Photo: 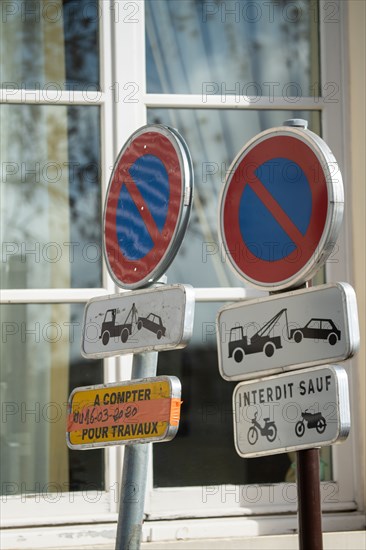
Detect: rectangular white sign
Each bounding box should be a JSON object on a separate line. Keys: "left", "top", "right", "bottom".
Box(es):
{"left": 233, "top": 365, "right": 350, "bottom": 458}
{"left": 217, "top": 282, "right": 359, "bottom": 381}
{"left": 81, "top": 284, "right": 195, "bottom": 358}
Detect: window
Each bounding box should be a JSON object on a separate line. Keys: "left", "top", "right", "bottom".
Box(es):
{"left": 1, "top": 0, "right": 364, "bottom": 543}
{"left": 1, "top": 0, "right": 117, "bottom": 522}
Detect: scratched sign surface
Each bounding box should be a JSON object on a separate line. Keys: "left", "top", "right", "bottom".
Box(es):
{"left": 67, "top": 377, "right": 181, "bottom": 449}
{"left": 81, "top": 284, "right": 195, "bottom": 359}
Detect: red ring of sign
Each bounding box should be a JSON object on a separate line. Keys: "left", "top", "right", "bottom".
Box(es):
{"left": 104, "top": 131, "right": 182, "bottom": 286}
{"left": 222, "top": 135, "right": 328, "bottom": 285}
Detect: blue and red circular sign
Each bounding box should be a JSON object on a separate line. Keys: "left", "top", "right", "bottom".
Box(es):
{"left": 104, "top": 125, "right": 193, "bottom": 289}
{"left": 220, "top": 127, "right": 344, "bottom": 290}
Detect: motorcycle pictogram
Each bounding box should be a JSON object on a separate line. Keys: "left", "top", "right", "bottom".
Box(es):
{"left": 295, "top": 409, "right": 327, "bottom": 437}
{"left": 247, "top": 412, "right": 277, "bottom": 445}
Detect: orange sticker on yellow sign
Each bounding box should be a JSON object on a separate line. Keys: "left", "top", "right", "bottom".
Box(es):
{"left": 66, "top": 377, "right": 181, "bottom": 449}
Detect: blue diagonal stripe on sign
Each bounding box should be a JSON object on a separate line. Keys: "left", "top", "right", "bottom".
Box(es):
{"left": 116, "top": 185, "right": 154, "bottom": 260}
{"left": 129, "top": 155, "right": 170, "bottom": 231}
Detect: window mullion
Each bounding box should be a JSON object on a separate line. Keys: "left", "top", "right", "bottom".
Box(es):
{"left": 145, "top": 93, "right": 324, "bottom": 110}
{"left": 113, "top": 0, "right": 147, "bottom": 149}
{"left": 0, "top": 288, "right": 110, "bottom": 304}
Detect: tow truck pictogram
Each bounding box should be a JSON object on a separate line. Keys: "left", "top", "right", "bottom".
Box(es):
{"left": 228, "top": 308, "right": 289, "bottom": 363}
{"left": 100, "top": 303, "right": 138, "bottom": 345}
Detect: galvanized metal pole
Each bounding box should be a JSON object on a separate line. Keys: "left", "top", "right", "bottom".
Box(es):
{"left": 296, "top": 448, "right": 323, "bottom": 550}
{"left": 115, "top": 351, "right": 158, "bottom": 550}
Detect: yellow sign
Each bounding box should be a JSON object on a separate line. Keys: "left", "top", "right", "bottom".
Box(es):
{"left": 67, "top": 377, "right": 181, "bottom": 449}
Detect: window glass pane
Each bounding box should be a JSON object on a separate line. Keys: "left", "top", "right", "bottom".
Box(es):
{"left": 1, "top": 104, "right": 102, "bottom": 289}
{"left": 146, "top": 0, "right": 319, "bottom": 96}
{"left": 0, "top": 303, "right": 104, "bottom": 495}
{"left": 0, "top": 0, "right": 99, "bottom": 91}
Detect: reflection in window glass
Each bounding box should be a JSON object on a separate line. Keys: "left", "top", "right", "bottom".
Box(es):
{"left": 146, "top": 0, "right": 319, "bottom": 96}
{"left": 0, "top": 0, "right": 99, "bottom": 90}
{"left": 0, "top": 303, "right": 104, "bottom": 495}
{"left": 0, "top": 104, "right": 102, "bottom": 289}
{"left": 148, "top": 108, "right": 320, "bottom": 288}
{"left": 63, "top": 0, "right": 100, "bottom": 90}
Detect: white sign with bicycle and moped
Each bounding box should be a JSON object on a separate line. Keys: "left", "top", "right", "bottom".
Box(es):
{"left": 233, "top": 365, "right": 350, "bottom": 458}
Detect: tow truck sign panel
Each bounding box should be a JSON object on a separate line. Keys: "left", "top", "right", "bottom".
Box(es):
{"left": 67, "top": 377, "right": 181, "bottom": 449}
{"left": 233, "top": 365, "right": 350, "bottom": 458}
{"left": 81, "top": 284, "right": 195, "bottom": 358}
{"left": 217, "top": 282, "right": 359, "bottom": 381}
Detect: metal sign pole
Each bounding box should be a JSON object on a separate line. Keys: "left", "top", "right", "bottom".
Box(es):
{"left": 296, "top": 448, "right": 323, "bottom": 550}
{"left": 115, "top": 351, "right": 158, "bottom": 550}
{"left": 115, "top": 275, "right": 167, "bottom": 550}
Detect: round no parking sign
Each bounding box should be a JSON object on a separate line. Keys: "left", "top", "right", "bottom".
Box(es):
{"left": 104, "top": 125, "right": 193, "bottom": 289}
{"left": 219, "top": 126, "right": 344, "bottom": 290}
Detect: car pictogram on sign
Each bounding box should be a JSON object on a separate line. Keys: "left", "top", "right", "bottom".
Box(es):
{"left": 137, "top": 313, "right": 166, "bottom": 339}
{"left": 290, "top": 318, "right": 341, "bottom": 346}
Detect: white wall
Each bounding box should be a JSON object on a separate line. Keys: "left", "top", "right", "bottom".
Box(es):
{"left": 348, "top": 0, "right": 366, "bottom": 515}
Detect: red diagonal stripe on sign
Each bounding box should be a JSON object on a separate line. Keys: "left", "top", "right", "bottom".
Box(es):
{"left": 248, "top": 175, "right": 308, "bottom": 251}
{"left": 124, "top": 179, "right": 161, "bottom": 244}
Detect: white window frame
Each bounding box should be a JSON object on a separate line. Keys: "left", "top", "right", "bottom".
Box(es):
{"left": 1, "top": 0, "right": 364, "bottom": 542}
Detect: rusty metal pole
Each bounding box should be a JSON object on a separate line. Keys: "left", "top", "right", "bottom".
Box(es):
{"left": 279, "top": 120, "right": 324, "bottom": 549}
{"left": 296, "top": 448, "right": 323, "bottom": 550}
